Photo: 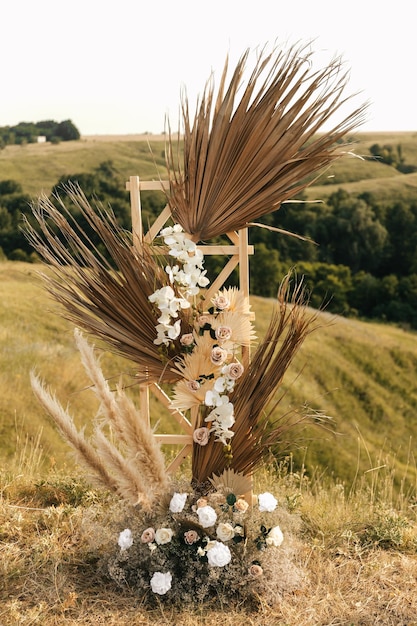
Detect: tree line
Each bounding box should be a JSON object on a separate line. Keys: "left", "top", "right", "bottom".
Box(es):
{"left": 0, "top": 119, "right": 80, "bottom": 147}
{"left": 1, "top": 160, "right": 417, "bottom": 328}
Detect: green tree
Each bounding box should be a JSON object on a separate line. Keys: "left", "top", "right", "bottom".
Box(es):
{"left": 383, "top": 202, "right": 417, "bottom": 275}
{"left": 249, "top": 243, "right": 284, "bottom": 297}
{"left": 55, "top": 119, "right": 80, "bottom": 141}
{"left": 322, "top": 191, "right": 387, "bottom": 273}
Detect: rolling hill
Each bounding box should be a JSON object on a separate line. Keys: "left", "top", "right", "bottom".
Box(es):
{"left": 1, "top": 131, "right": 417, "bottom": 490}
{"left": 2, "top": 262, "right": 417, "bottom": 491}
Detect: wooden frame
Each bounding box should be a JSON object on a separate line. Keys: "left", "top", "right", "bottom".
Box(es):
{"left": 126, "top": 175, "right": 254, "bottom": 473}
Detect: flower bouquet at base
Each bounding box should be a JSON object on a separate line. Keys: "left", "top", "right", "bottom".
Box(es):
{"left": 104, "top": 481, "right": 304, "bottom": 607}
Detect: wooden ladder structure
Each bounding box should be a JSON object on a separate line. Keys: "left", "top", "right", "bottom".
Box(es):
{"left": 126, "top": 175, "right": 254, "bottom": 474}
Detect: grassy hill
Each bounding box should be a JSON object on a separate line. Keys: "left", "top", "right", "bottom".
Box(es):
{"left": 0, "top": 134, "right": 169, "bottom": 197}
{"left": 2, "top": 261, "right": 417, "bottom": 625}
{"left": 2, "top": 262, "right": 417, "bottom": 493}
{"left": 1, "top": 131, "right": 417, "bottom": 201}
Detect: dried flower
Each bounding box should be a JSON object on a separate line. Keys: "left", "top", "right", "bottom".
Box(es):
{"left": 141, "top": 527, "right": 155, "bottom": 543}
{"left": 184, "top": 530, "right": 200, "bottom": 545}
{"left": 197, "top": 505, "right": 217, "bottom": 528}
{"left": 169, "top": 492, "right": 187, "bottom": 513}
{"left": 155, "top": 528, "right": 174, "bottom": 545}
{"left": 265, "top": 525, "right": 284, "bottom": 547}
{"left": 223, "top": 361, "right": 244, "bottom": 380}
{"left": 193, "top": 427, "right": 210, "bottom": 446}
{"left": 210, "top": 346, "right": 228, "bottom": 365}
{"left": 235, "top": 498, "right": 249, "bottom": 513}
{"left": 197, "top": 314, "right": 212, "bottom": 328}
{"left": 206, "top": 541, "right": 232, "bottom": 567}
{"left": 150, "top": 571, "right": 172, "bottom": 595}
{"left": 211, "top": 294, "right": 230, "bottom": 310}
{"left": 248, "top": 564, "right": 263, "bottom": 578}
{"left": 258, "top": 492, "right": 278, "bottom": 512}
{"left": 180, "top": 333, "right": 194, "bottom": 346}
{"left": 215, "top": 326, "right": 232, "bottom": 342}
{"left": 216, "top": 522, "right": 235, "bottom": 542}
{"left": 118, "top": 528, "right": 133, "bottom": 551}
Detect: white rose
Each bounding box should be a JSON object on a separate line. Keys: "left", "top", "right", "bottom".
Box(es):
{"left": 150, "top": 571, "right": 172, "bottom": 595}
{"left": 117, "top": 528, "right": 133, "bottom": 551}
{"left": 265, "top": 525, "right": 284, "bottom": 547}
{"left": 258, "top": 492, "right": 278, "bottom": 512}
{"left": 216, "top": 522, "right": 235, "bottom": 542}
{"left": 155, "top": 528, "right": 174, "bottom": 545}
{"left": 206, "top": 541, "right": 232, "bottom": 567}
{"left": 196, "top": 505, "right": 217, "bottom": 528}
{"left": 169, "top": 492, "right": 187, "bottom": 513}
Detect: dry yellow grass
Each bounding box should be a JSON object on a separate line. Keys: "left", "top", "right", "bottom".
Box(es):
{"left": 1, "top": 459, "right": 417, "bottom": 626}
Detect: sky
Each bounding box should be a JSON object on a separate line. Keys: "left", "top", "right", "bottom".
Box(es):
{"left": 1, "top": 0, "right": 414, "bottom": 136}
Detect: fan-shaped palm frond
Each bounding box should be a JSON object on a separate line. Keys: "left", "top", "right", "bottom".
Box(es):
{"left": 166, "top": 43, "right": 368, "bottom": 241}
{"left": 24, "top": 184, "right": 191, "bottom": 383}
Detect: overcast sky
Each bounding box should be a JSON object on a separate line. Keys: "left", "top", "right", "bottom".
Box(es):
{"left": 1, "top": 0, "right": 414, "bottom": 136}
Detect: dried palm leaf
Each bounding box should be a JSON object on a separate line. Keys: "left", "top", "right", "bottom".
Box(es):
{"left": 192, "top": 273, "right": 327, "bottom": 484}
{"left": 166, "top": 43, "right": 368, "bottom": 241}
{"left": 208, "top": 469, "right": 253, "bottom": 497}
{"left": 24, "top": 184, "right": 192, "bottom": 383}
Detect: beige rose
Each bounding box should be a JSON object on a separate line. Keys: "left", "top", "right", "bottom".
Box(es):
{"left": 234, "top": 498, "right": 249, "bottom": 513}
{"left": 193, "top": 427, "right": 210, "bottom": 446}
{"left": 155, "top": 528, "right": 174, "bottom": 545}
{"left": 216, "top": 522, "right": 235, "bottom": 542}
{"left": 211, "top": 294, "right": 230, "bottom": 310}
{"left": 197, "top": 314, "right": 211, "bottom": 327}
{"left": 141, "top": 527, "right": 155, "bottom": 543}
{"left": 184, "top": 530, "right": 200, "bottom": 545}
{"left": 248, "top": 564, "right": 263, "bottom": 578}
{"left": 215, "top": 326, "right": 232, "bottom": 342}
{"left": 210, "top": 346, "right": 228, "bottom": 365}
{"left": 225, "top": 362, "right": 244, "bottom": 380}
{"left": 187, "top": 380, "right": 201, "bottom": 392}
{"left": 180, "top": 333, "right": 194, "bottom": 346}
{"left": 196, "top": 497, "right": 208, "bottom": 508}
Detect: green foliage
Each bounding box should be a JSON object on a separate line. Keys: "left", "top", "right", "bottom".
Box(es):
{"left": 0, "top": 119, "right": 80, "bottom": 146}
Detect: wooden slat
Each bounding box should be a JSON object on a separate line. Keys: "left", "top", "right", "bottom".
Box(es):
{"left": 151, "top": 383, "right": 193, "bottom": 434}
{"left": 165, "top": 444, "right": 193, "bottom": 474}
{"left": 197, "top": 244, "right": 254, "bottom": 255}
{"left": 144, "top": 205, "right": 172, "bottom": 243}
{"left": 127, "top": 176, "right": 142, "bottom": 248}
{"left": 203, "top": 256, "right": 239, "bottom": 301}
{"left": 154, "top": 434, "right": 193, "bottom": 444}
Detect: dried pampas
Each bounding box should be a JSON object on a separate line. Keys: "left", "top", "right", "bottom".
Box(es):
{"left": 31, "top": 330, "right": 169, "bottom": 507}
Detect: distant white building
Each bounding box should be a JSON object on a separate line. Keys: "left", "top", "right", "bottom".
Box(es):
{"left": 37, "top": 135, "right": 46, "bottom": 143}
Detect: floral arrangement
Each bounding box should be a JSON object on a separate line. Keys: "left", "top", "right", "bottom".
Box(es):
{"left": 25, "top": 42, "right": 366, "bottom": 606}
{"left": 105, "top": 481, "right": 304, "bottom": 607}
{"left": 149, "top": 223, "right": 255, "bottom": 455}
